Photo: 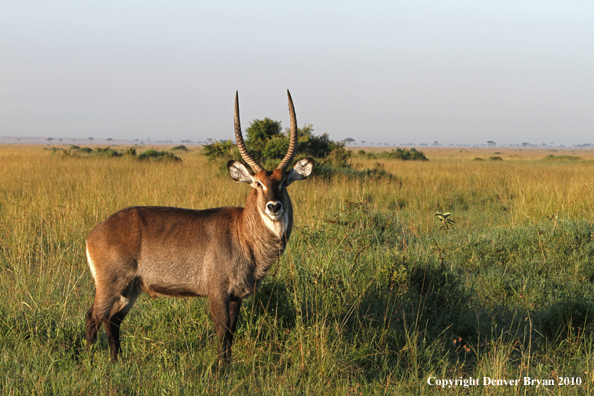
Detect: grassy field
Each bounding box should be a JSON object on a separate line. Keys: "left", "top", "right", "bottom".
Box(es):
{"left": 1, "top": 145, "right": 593, "bottom": 395}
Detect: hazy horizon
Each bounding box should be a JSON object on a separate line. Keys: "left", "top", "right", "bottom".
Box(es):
{"left": 2, "top": 1, "right": 593, "bottom": 146}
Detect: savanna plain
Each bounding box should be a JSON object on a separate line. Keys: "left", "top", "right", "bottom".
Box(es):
{"left": 1, "top": 145, "right": 593, "bottom": 395}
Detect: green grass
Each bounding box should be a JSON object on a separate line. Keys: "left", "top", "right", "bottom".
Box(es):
{"left": 1, "top": 146, "right": 593, "bottom": 394}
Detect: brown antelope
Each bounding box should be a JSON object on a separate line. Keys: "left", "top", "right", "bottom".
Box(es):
{"left": 85, "top": 90, "right": 314, "bottom": 364}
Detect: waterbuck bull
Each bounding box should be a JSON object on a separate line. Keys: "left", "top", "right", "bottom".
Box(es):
{"left": 85, "top": 90, "right": 314, "bottom": 364}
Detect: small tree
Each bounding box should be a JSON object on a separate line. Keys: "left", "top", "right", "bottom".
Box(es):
{"left": 204, "top": 120, "right": 349, "bottom": 169}
{"left": 246, "top": 118, "right": 283, "bottom": 153}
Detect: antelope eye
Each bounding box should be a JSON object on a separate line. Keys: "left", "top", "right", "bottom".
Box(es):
{"left": 255, "top": 181, "right": 262, "bottom": 188}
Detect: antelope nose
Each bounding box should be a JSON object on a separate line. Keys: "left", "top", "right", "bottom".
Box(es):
{"left": 267, "top": 202, "right": 282, "bottom": 214}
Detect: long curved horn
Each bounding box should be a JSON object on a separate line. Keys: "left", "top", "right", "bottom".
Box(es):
{"left": 235, "top": 91, "right": 263, "bottom": 173}
{"left": 276, "top": 90, "right": 298, "bottom": 171}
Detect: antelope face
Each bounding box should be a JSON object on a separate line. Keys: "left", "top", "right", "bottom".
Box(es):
{"left": 254, "top": 169, "right": 286, "bottom": 221}
{"left": 228, "top": 158, "right": 314, "bottom": 222}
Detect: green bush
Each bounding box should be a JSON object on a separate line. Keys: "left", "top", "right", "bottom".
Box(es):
{"left": 202, "top": 121, "right": 355, "bottom": 176}
{"left": 92, "top": 147, "right": 121, "bottom": 158}
{"left": 262, "top": 135, "right": 289, "bottom": 159}
{"left": 202, "top": 140, "right": 236, "bottom": 160}
{"left": 240, "top": 121, "right": 346, "bottom": 164}
{"left": 356, "top": 147, "right": 428, "bottom": 161}
{"left": 45, "top": 146, "right": 183, "bottom": 162}
{"left": 299, "top": 129, "right": 344, "bottom": 159}
{"left": 246, "top": 118, "right": 283, "bottom": 154}
{"left": 382, "top": 148, "right": 427, "bottom": 160}
{"left": 137, "top": 150, "right": 181, "bottom": 162}
{"left": 323, "top": 146, "right": 351, "bottom": 168}
{"left": 543, "top": 155, "right": 582, "bottom": 161}
{"left": 314, "top": 164, "right": 395, "bottom": 181}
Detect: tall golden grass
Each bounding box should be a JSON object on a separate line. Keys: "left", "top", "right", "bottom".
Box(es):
{"left": 1, "top": 144, "right": 593, "bottom": 394}
{"left": 2, "top": 145, "right": 592, "bottom": 238}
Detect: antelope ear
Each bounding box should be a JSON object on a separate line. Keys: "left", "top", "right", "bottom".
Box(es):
{"left": 228, "top": 160, "right": 254, "bottom": 184}
{"left": 285, "top": 158, "right": 314, "bottom": 185}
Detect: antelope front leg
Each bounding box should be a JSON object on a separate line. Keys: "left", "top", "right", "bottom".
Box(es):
{"left": 209, "top": 295, "right": 241, "bottom": 365}
{"left": 227, "top": 298, "right": 242, "bottom": 356}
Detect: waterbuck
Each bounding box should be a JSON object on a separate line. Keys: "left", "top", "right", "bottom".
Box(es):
{"left": 85, "top": 90, "right": 314, "bottom": 364}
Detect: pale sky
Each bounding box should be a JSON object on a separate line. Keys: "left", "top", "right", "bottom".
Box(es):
{"left": 1, "top": 1, "right": 593, "bottom": 146}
